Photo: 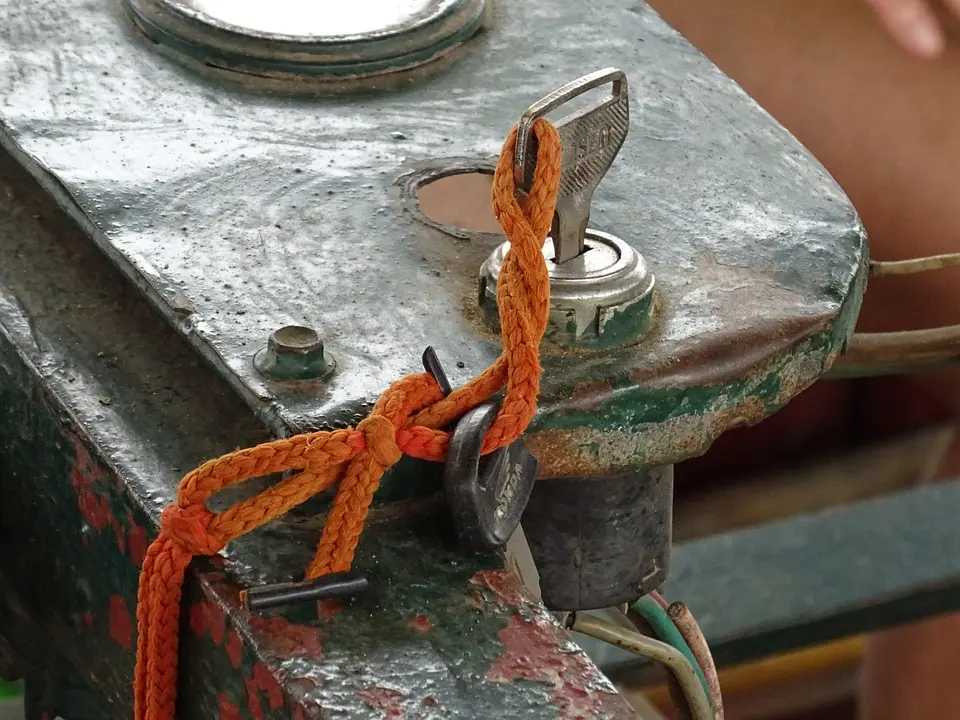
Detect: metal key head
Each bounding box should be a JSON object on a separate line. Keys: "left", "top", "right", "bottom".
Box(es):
{"left": 514, "top": 68, "right": 630, "bottom": 264}
{"left": 443, "top": 403, "right": 539, "bottom": 552}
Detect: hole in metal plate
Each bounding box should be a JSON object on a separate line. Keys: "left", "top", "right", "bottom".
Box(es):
{"left": 416, "top": 170, "right": 501, "bottom": 235}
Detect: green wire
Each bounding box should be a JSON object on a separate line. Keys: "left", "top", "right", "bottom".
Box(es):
{"left": 631, "top": 595, "right": 713, "bottom": 711}
{"left": 0, "top": 679, "right": 23, "bottom": 700}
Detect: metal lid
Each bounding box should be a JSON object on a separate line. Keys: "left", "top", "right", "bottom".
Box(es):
{"left": 123, "top": 0, "right": 487, "bottom": 80}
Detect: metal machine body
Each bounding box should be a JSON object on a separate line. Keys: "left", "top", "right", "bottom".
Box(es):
{"left": 7, "top": 0, "right": 952, "bottom": 718}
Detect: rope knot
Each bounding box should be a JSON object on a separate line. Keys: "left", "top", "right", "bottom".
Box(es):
{"left": 357, "top": 415, "right": 402, "bottom": 467}
{"left": 160, "top": 504, "right": 224, "bottom": 556}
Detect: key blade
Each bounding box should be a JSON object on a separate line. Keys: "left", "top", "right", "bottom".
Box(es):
{"left": 514, "top": 69, "right": 629, "bottom": 264}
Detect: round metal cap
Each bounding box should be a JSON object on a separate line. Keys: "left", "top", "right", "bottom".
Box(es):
{"left": 123, "top": 0, "right": 487, "bottom": 80}
{"left": 479, "top": 230, "right": 656, "bottom": 349}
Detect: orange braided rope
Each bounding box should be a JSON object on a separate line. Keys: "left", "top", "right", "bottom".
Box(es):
{"left": 132, "top": 119, "right": 562, "bottom": 720}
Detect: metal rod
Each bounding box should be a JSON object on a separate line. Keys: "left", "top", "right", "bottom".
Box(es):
{"left": 242, "top": 572, "right": 370, "bottom": 612}
{"left": 571, "top": 613, "right": 714, "bottom": 720}
{"left": 826, "top": 324, "right": 960, "bottom": 378}
{"left": 668, "top": 602, "right": 724, "bottom": 720}
{"left": 870, "top": 253, "right": 960, "bottom": 276}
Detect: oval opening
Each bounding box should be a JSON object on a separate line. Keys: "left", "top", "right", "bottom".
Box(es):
{"left": 416, "top": 170, "right": 501, "bottom": 234}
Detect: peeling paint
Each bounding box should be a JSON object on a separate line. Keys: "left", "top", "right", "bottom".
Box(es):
{"left": 471, "top": 570, "right": 528, "bottom": 611}
{"left": 108, "top": 594, "right": 133, "bottom": 649}
{"left": 359, "top": 687, "right": 405, "bottom": 719}
{"left": 488, "top": 615, "right": 616, "bottom": 719}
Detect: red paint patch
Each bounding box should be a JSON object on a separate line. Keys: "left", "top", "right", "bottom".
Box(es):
{"left": 68, "top": 434, "right": 125, "bottom": 554}
{"left": 249, "top": 615, "right": 323, "bottom": 658}
{"left": 407, "top": 615, "right": 433, "bottom": 633}
{"left": 189, "top": 602, "right": 209, "bottom": 638}
{"left": 245, "top": 677, "right": 265, "bottom": 720}
{"left": 471, "top": 570, "right": 529, "bottom": 611}
{"left": 108, "top": 595, "right": 133, "bottom": 649}
{"left": 359, "top": 687, "right": 405, "bottom": 719}
{"left": 219, "top": 693, "right": 242, "bottom": 720}
{"left": 253, "top": 663, "right": 284, "bottom": 709}
{"left": 316, "top": 598, "right": 342, "bottom": 622}
{"left": 128, "top": 518, "right": 148, "bottom": 568}
{"left": 487, "top": 615, "right": 614, "bottom": 719}
{"left": 83, "top": 611, "right": 94, "bottom": 629}
{"left": 225, "top": 629, "right": 243, "bottom": 668}
{"left": 189, "top": 600, "right": 227, "bottom": 644}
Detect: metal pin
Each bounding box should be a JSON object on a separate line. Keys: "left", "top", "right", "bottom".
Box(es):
{"left": 242, "top": 572, "right": 370, "bottom": 612}
{"left": 422, "top": 345, "right": 453, "bottom": 396}
{"left": 514, "top": 68, "right": 630, "bottom": 264}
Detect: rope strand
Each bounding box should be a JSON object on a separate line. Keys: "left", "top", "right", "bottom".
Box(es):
{"left": 133, "top": 119, "right": 562, "bottom": 720}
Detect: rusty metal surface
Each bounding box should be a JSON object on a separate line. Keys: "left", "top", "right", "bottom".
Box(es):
{"left": 0, "top": 0, "right": 867, "bottom": 477}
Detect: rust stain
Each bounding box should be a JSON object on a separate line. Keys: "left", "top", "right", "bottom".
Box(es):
{"left": 359, "top": 687, "right": 405, "bottom": 719}
{"left": 569, "top": 381, "right": 615, "bottom": 411}
{"left": 128, "top": 515, "right": 148, "bottom": 568}
{"left": 407, "top": 614, "right": 433, "bottom": 633}
{"left": 108, "top": 594, "right": 133, "bottom": 649}
{"left": 487, "top": 615, "right": 614, "bottom": 719}
{"left": 225, "top": 629, "right": 243, "bottom": 668}
{"left": 83, "top": 611, "right": 94, "bottom": 629}
{"left": 629, "top": 314, "right": 829, "bottom": 388}
{"left": 245, "top": 677, "right": 265, "bottom": 720}
{"left": 292, "top": 707, "right": 308, "bottom": 720}
{"left": 423, "top": 696, "right": 439, "bottom": 707}
{"left": 249, "top": 615, "right": 323, "bottom": 658}
{"left": 219, "top": 693, "right": 242, "bottom": 720}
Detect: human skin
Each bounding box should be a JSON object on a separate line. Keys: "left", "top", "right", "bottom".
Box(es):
{"left": 644, "top": 0, "right": 960, "bottom": 717}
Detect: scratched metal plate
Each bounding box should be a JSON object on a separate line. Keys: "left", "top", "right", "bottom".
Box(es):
{"left": 0, "top": 0, "right": 867, "bottom": 475}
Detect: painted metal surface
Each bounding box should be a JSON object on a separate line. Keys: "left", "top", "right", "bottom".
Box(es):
{"left": 0, "top": 0, "right": 867, "bottom": 480}
{"left": 0, "top": 156, "right": 639, "bottom": 718}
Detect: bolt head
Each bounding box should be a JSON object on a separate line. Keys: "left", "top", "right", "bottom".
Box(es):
{"left": 255, "top": 325, "right": 333, "bottom": 380}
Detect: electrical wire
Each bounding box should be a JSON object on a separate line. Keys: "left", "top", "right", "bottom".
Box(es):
{"left": 632, "top": 595, "right": 712, "bottom": 706}
{"left": 668, "top": 602, "right": 724, "bottom": 720}
{"left": 571, "top": 613, "right": 714, "bottom": 720}
{"left": 869, "top": 252, "right": 960, "bottom": 276}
